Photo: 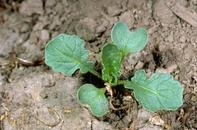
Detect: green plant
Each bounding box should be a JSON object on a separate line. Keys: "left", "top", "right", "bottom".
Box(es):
{"left": 45, "top": 22, "right": 183, "bottom": 117}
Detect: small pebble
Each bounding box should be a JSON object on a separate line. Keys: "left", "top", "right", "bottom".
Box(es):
{"left": 149, "top": 116, "right": 164, "bottom": 126}
{"left": 40, "top": 30, "right": 50, "bottom": 41}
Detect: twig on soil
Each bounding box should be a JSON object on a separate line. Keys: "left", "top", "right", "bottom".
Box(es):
{"left": 16, "top": 57, "right": 44, "bottom": 66}
{"left": 0, "top": 105, "right": 16, "bottom": 128}
{"left": 34, "top": 107, "right": 63, "bottom": 128}
{"left": 128, "top": 95, "right": 139, "bottom": 129}
{"left": 0, "top": 111, "right": 9, "bottom": 121}
{"left": 166, "top": 0, "right": 197, "bottom": 27}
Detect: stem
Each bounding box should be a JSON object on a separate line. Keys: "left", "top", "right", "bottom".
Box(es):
{"left": 111, "top": 80, "right": 127, "bottom": 87}
{"left": 89, "top": 69, "right": 102, "bottom": 79}
{"left": 99, "top": 87, "right": 107, "bottom": 94}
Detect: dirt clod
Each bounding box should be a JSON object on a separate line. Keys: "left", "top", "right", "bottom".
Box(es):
{"left": 19, "top": 0, "right": 43, "bottom": 16}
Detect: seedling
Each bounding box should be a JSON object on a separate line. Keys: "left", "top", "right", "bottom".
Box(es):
{"left": 45, "top": 22, "right": 183, "bottom": 117}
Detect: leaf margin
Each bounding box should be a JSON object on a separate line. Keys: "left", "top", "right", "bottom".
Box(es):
{"left": 44, "top": 34, "right": 93, "bottom": 76}
{"left": 124, "top": 69, "right": 184, "bottom": 112}
{"left": 77, "top": 83, "right": 109, "bottom": 117}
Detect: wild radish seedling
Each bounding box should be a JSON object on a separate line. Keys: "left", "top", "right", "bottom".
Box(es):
{"left": 45, "top": 22, "right": 183, "bottom": 117}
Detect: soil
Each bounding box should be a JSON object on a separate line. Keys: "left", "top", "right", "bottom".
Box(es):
{"left": 0, "top": 0, "right": 197, "bottom": 130}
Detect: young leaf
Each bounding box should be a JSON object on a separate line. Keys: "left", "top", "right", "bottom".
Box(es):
{"left": 111, "top": 22, "right": 148, "bottom": 55}
{"left": 101, "top": 44, "right": 122, "bottom": 84}
{"left": 45, "top": 34, "right": 93, "bottom": 76}
{"left": 77, "top": 84, "right": 109, "bottom": 117}
{"left": 125, "top": 70, "right": 183, "bottom": 112}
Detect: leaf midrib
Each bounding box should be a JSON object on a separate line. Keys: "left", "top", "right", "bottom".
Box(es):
{"left": 131, "top": 81, "right": 159, "bottom": 96}
{"left": 53, "top": 45, "right": 83, "bottom": 64}
{"left": 133, "top": 80, "right": 173, "bottom": 104}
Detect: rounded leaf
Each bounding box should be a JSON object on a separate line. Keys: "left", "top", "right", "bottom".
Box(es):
{"left": 125, "top": 70, "right": 183, "bottom": 112}
{"left": 45, "top": 34, "right": 93, "bottom": 76}
{"left": 77, "top": 84, "right": 109, "bottom": 117}
{"left": 111, "top": 22, "right": 148, "bottom": 55}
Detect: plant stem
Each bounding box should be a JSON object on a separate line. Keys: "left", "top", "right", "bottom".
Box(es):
{"left": 89, "top": 69, "right": 102, "bottom": 79}
{"left": 111, "top": 80, "right": 126, "bottom": 87}
{"left": 99, "top": 87, "right": 107, "bottom": 93}
{"left": 118, "top": 80, "right": 126, "bottom": 85}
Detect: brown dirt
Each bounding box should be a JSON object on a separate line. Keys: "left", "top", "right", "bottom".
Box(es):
{"left": 0, "top": 0, "right": 197, "bottom": 130}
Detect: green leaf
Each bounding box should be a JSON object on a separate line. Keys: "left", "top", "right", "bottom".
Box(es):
{"left": 111, "top": 22, "right": 148, "bottom": 55}
{"left": 125, "top": 70, "right": 183, "bottom": 112}
{"left": 101, "top": 44, "right": 122, "bottom": 84}
{"left": 45, "top": 34, "right": 93, "bottom": 76}
{"left": 77, "top": 84, "right": 109, "bottom": 117}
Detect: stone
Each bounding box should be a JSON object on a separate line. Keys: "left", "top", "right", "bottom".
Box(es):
{"left": 40, "top": 30, "right": 50, "bottom": 41}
